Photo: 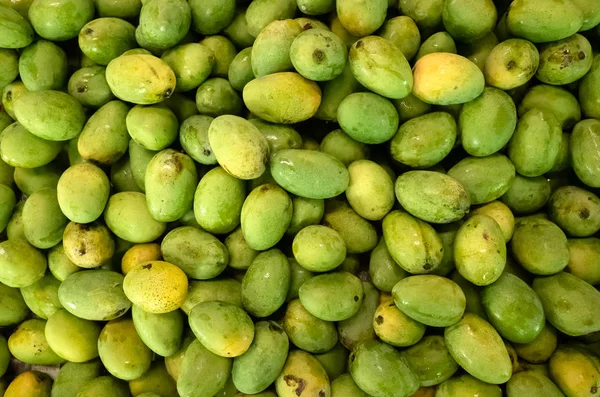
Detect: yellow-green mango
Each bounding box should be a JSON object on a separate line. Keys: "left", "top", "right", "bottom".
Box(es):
{"left": 232, "top": 321, "right": 289, "bottom": 394}
{"left": 50, "top": 360, "right": 103, "bottom": 397}
{"left": 415, "top": 32, "right": 457, "bottom": 61}
{"left": 57, "top": 163, "right": 110, "bottom": 223}
{"left": 579, "top": 54, "right": 600, "bottom": 119}
{"left": 0, "top": 184, "right": 15, "bottom": 233}
{"left": 331, "top": 374, "right": 368, "bottom": 397}
{"left": 413, "top": 53, "right": 484, "bottom": 105}
{"left": 314, "top": 342, "right": 348, "bottom": 381}
{"left": 537, "top": 34, "right": 593, "bottom": 85}
{"left": 445, "top": 313, "right": 513, "bottom": 384}
{"left": 448, "top": 155, "right": 515, "bottom": 204}
{"left": 322, "top": 200, "right": 377, "bottom": 254}
{"left": 286, "top": 258, "right": 314, "bottom": 301}
{"left": 398, "top": 0, "right": 444, "bottom": 29}
{"left": 319, "top": 129, "right": 367, "bottom": 166}
{"left": 0, "top": 4, "right": 33, "bottom": 48}
{"left": 533, "top": 272, "right": 600, "bottom": 336}
{"left": 349, "top": 340, "right": 419, "bottom": 397}
{"left": 373, "top": 297, "right": 426, "bottom": 347}
{"left": 189, "top": 0, "right": 234, "bottom": 35}
{"left": 275, "top": 350, "right": 331, "bottom": 397}
{"left": 45, "top": 309, "right": 101, "bottom": 362}
{"left": 226, "top": 228, "right": 258, "bottom": 271}
{"left": 162, "top": 43, "right": 214, "bottom": 92}
{"left": 128, "top": 140, "right": 156, "bottom": 191}
{"left": 223, "top": 8, "right": 254, "bottom": 48}
{"left": 137, "top": 0, "right": 190, "bottom": 51}
{"left": 228, "top": 47, "right": 253, "bottom": 92}
{"left": 178, "top": 115, "right": 215, "bottom": 165}
{"left": 48, "top": 244, "right": 79, "bottom": 281}
{"left": 369, "top": 237, "right": 408, "bottom": 292}
{"left": 199, "top": 35, "right": 237, "bottom": 78}
{"left": 513, "top": 323, "right": 558, "bottom": 363}
{"left": 337, "top": 281, "right": 378, "bottom": 350}
{"left": 519, "top": 84, "right": 581, "bottom": 129}
{"left": 511, "top": 218, "right": 569, "bottom": 275}
{"left": 501, "top": 174, "right": 551, "bottom": 214}
{"left": 292, "top": 225, "right": 346, "bottom": 272}
{"left": 0, "top": 283, "right": 29, "bottom": 326}
{"left": 104, "top": 192, "right": 166, "bottom": 243}
{"left": 315, "top": 64, "right": 360, "bottom": 122}
{"left": 566, "top": 238, "right": 600, "bottom": 285}
{"left": 132, "top": 305, "right": 184, "bottom": 357}
{"left": 442, "top": 0, "right": 497, "bottom": 42}
{"left": 379, "top": 16, "right": 421, "bottom": 61}
{"left": 290, "top": 28, "right": 347, "bottom": 82}
{"left": 507, "top": 0, "right": 583, "bottom": 43}
{"left": 22, "top": 187, "right": 68, "bottom": 249}
{"left": 507, "top": 370, "right": 564, "bottom": 397}
{"left": 58, "top": 270, "right": 131, "bottom": 321}
{"left": 77, "top": 376, "right": 129, "bottom": 397}
{"left": 13, "top": 164, "right": 61, "bottom": 196}
{"left": 401, "top": 335, "right": 459, "bottom": 386}
{"left": 469, "top": 201, "right": 515, "bottom": 242}
{"left": 183, "top": 279, "right": 241, "bottom": 314}
{"left": 106, "top": 54, "right": 176, "bottom": 105}
{"left": 79, "top": 17, "right": 137, "bottom": 66}
{"left": 177, "top": 338, "right": 232, "bottom": 397}
{"left": 549, "top": 345, "right": 600, "bottom": 397}
{"left": 129, "top": 360, "right": 178, "bottom": 397}
{"left": 0, "top": 239, "right": 46, "bottom": 288}
{"left": 8, "top": 318, "right": 65, "bottom": 365}
{"left": 249, "top": 119, "right": 303, "bottom": 154}
{"left": 337, "top": 92, "right": 399, "bottom": 144}
{"left": 243, "top": 72, "right": 321, "bottom": 124}
{"left": 2, "top": 80, "right": 28, "bottom": 119}
{"left": 251, "top": 19, "right": 302, "bottom": 77}
{"left": 195, "top": 77, "right": 242, "bottom": 117}
{"left": 283, "top": 299, "right": 338, "bottom": 353}
{"left": 484, "top": 38, "right": 539, "bottom": 90}
{"left": 4, "top": 371, "right": 52, "bottom": 397}
{"left": 28, "top": 0, "right": 93, "bottom": 40}
{"left": 18, "top": 40, "right": 67, "bottom": 91}
{"left": 126, "top": 104, "right": 178, "bottom": 151}
{"left": 435, "top": 374, "right": 502, "bottom": 397}
{"left": 336, "top": 0, "right": 386, "bottom": 37}
{"left": 20, "top": 274, "right": 62, "bottom": 319}
{"left": 571, "top": 119, "right": 600, "bottom": 188}
{"left": 299, "top": 272, "right": 363, "bottom": 321}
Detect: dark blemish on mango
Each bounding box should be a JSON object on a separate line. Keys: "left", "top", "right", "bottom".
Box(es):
{"left": 76, "top": 83, "right": 88, "bottom": 93}
{"left": 269, "top": 323, "right": 284, "bottom": 333}
{"left": 353, "top": 295, "right": 359, "bottom": 302}
{"left": 591, "top": 386, "right": 598, "bottom": 394}
{"left": 84, "top": 28, "right": 94, "bottom": 35}
{"left": 375, "top": 315, "right": 384, "bottom": 325}
{"left": 313, "top": 49, "right": 325, "bottom": 63}
{"left": 283, "top": 375, "right": 306, "bottom": 396}
{"left": 507, "top": 60, "right": 516, "bottom": 70}
{"left": 303, "top": 24, "right": 312, "bottom": 31}
{"left": 142, "top": 263, "right": 153, "bottom": 270}
{"left": 483, "top": 232, "right": 489, "bottom": 240}
{"left": 423, "top": 263, "right": 433, "bottom": 270}
{"left": 579, "top": 208, "right": 590, "bottom": 219}
{"left": 579, "top": 52, "right": 586, "bottom": 60}
{"left": 78, "top": 245, "right": 87, "bottom": 256}
{"left": 6, "top": 91, "right": 12, "bottom": 101}
{"left": 319, "top": 390, "right": 326, "bottom": 397}
{"left": 355, "top": 40, "right": 363, "bottom": 49}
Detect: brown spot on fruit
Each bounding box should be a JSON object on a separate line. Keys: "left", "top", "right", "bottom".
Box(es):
{"left": 579, "top": 208, "right": 590, "bottom": 219}
{"left": 507, "top": 60, "right": 516, "bottom": 70}
{"left": 354, "top": 295, "right": 359, "bottom": 302}
{"left": 313, "top": 49, "right": 325, "bottom": 63}
{"left": 423, "top": 263, "right": 433, "bottom": 270}
{"left": 142, "top": 263, "right": 153, "bottom": 270}
{"left": 375, "top": 315, "right": 384, "bottom": 325}
{"left": 283, "top": 375, "right": 306, "bottom": 396}
{"left": 355, "top": 40, "right": 363, "bottom": 49}
{"left": 483, "top": 232, "right": 489, "bottom": 240}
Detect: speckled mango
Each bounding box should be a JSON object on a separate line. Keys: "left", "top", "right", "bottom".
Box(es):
{"left": 275, "top": 350, "right": 331, "bottom": 397}
{"left": 8, "top": 318, "right": 64, "bottom": 365}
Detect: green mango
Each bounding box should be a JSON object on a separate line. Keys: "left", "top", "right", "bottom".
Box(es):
{"left": 373, "top": 296, "right": 425, "bottom": 347}
{"left": 22, "top": 187, "right": 67, "bottom": 249}
{"left": 128, "top": 140, "right": 157, "bottom": 192}
{"left": 28, "top": 0, "right": 93, "bottom": 41}
{"left": 232, "top": 321, "right": 289, "bottom": 394}
{"left": 349, "top": 339, "right": 419, "bottom": 397}
{"left": 188, "top": 0, "right": 234, "bottom": 35}
{"left": 513, "top": 323, "right": 558, "bottom": 364}
{"left": 161, "top": 43, "right": 214, "bottom": 93}
{"left": 161, "top": 92, "right": 199, "bottom": 122}
{"left": 177, "top": 339, "right": 232, "bottom": 397}
{"left": 161, "top": 226, "right": 228, "bottom": 279}
{"left": 336, "top": 0, "right": 386, "bottom": 37}
{"left": 79, "top": 18, "right": 136, "bottom": 66}
{"left": 549, "top": 345, "right": 600, "bottom": 396}
{"left": 469, "top": 201, "right": 515, "bottom": 242}
{"left": 199, "top": 35, "right": 237, "bottom": 78}
{"left": 322, "top": 200, "right": 377, "bottom": 254}
{"left": 484, "top": 38, "right": 539, "bottom": 91}
{"left": 67, "top": 66, "right": 114, "bottom": 108}
{"left": 319, "top": 129, "right": 367, "bottom": 166}
{"left": 249, "top": 119, "right": 303, "bottom": 154}
{"left": 275, "top": 350, "right": 330, "bottom": 397}
{"left": 415, "top": 32, "right": 457, "bottom": 61}
{"left": 8, "top": 318, "right": 64, "bottom": 365}
{"left": 110, "top": 155, "right": 143, "bottom": 193}
{"left": 507, "top": 370, "right": 564, "bottom": 397}
{"left": 349, "top": 36, "right": 412, "bottom": 99}
{"left": 331, "top": 374, "right": 368, "bottom": 397}
{"left": 401, "top": 336, "right": 459, "bottom": 386}
{"left": 579, "top": 54, "right": 600, "bottom": 119}
{"left": 519, "top": 84, "right": 581, "bottom": 129}
{"left": 337, "top": 92, "right": 398, "bottom": 145}
{"left": 537, "top": 34, "right": 593, "bottom": 85}
{"left": 251, "top": 19, "right": 302, "bottom": 77}
{"left": 6, "top": 199, "right": 25, "bottom": 241}
{"left": 18, "top": 40, "right": 67, "bottom": 91}
{"left": 94, "top": 0, "right": 141, "bottom": 18}
{"left": 442, "top": 0, "right": 497, "bottom": 42}
{"left": 501, "top": 174, "right": 551, "bottom": 214}
{"left": 228, "top": 48, "right": 253, "bottom": 92}
{"left": 243, "top": 72, "right": 322, "bottom": 124}
{"left": 436, "top": 374, "right": 502, "bottom": 397}
{"left": 299, "top": 272, "right": 363, "bottom": 321}
{"left": 0, "top": 283, "right": 29, "bottom": 326}
{"left": 345, "top": 160, "right": 394, "bottom": 221}
{"left": 433, "top": 222, "right": 461, "bottom": 277}
{"left": 195, "top": 78, "right": 242, "bottom": 117}
{"left": 223, "top": 9, "right": 254, "bottom": 48}
{"left": 291, "top": 225, "right": 345, "bottom": 272}
{"left": 550, "top": 132, "right": 571, "bottom": 173}
{"left": 398, "top": 0, "right": 444, "bottom": 29}
{"left": 129, "top": 360, "right": 178, "bottom": 397}
{"left": 459, "top": 87, "right": 517, "bottom": 156}
{"left": 511, "top": 218, "right": 569, "bottom": 275}
{"left": 183, "top": 279, "right": 241, "bottom": 314}
{"left": 460, "top": 31, "right": 499, "bottom": 71}
{"left": 189, "top": 301, "right": 254, "bottom": 357}
{"left": 571, "top": 119, "right": 600, "bottom": 188}
{"left": 566, "top": 238, "right": 600, "bottom": 285}
{"left": 50, "top": 360, "right": 103, "bottom": 397}
{"left": 19, "top": 273, "right": 62, "bottom": 319}
{"left": 14, "top": 90, "right": 86, "bottom": 141}
{"left": 451, "top": 271, "right": 488, "bottom": 320}
{"left": 106, "top": 54, "right": 176, "bottom": 105}
{"left": 132, "top": 305, "right": 183, "bottom": 357}
{"left": 0, "top": 184, "right": 15, "bottom": 233}
{"left": 507, "top": 0, "right": 583, "bottom": 43}
{"left": 57, "top": 163, "right": 110, "bottom": 223}
{"left": 296, "top": 0, "right": 334, "bottom": 15}
{"left": 369, "top": 237, "right": 408, "bottom": 292}
{"left": 48, "top": 244, "right": 80, "bottom": 283}
{"left": 104, "top": 192, "right": 166, "bottom": 243}
{"left": 549, "top": 186, "right": 600, "bottom": 237}
{"left": 0, "top": 239, "right": 46, "bottom": 288}
{"left": 338, "top": 281, "right": 378, "bottom": 350}
{"left": 244, "top": 0, "right": 297, "bottom": 38}
{"left": 0, "top": 4, "right": 33, "bottom": 48}
{"left": 137, "top": 0, "right": 191, "bottom": 51}
{"left": 395, "top": 171, "right": 471, "bottom": 224}
{"left": 283, "top": 299, "right": 338, "bottom": 353}
{"left": 534, "top": 272, "right": 600, "bottom": 336}
{"left": 314, "top": 343, "right": 348, "bottom": 381}
{"left": 179, "top": 115, "right": 215, "bottom": 166}
{"left": 242, "top": 249, "right": 290, "bottom": 317}
{"left": 445, "top": 313, "right": 513, "bottom": 384}
{"left": 315, "top": 64, "right": 360, "bottom": 122}
{"left": 572, "top": 0, "right": 600, "bottom": 30}
{"left": 45, "top": 309, "right": 101, "bottom": 362}
{"left": 225, "top": 228, "right": 259, "bottom": 271}
{"left": 379, "top": 16, "right": 421, "bottom": 61}
{"left": 290, "top": 28, "right": 347, "bottom": 82}
{"left": 2, "top": 80, "right": 28, "bottom": 119}
{"left": 77, "top": 376, "right": 129, "bottom": 397}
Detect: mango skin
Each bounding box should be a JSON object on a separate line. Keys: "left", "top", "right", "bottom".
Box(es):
{"left": 104, "top": 192, "right": 166, "bottom": 243}
{"left": 243, "top": 72, "right": 322, "bottom": 124}
{"left": 106, "top": 54, "right": 176, "bottom": 105}
{"left": 22, "top": 187, "right": 68, "bottom": 249}
{"left": 484, "top": 38, "right": 539, "bottom": 90}
{"left": 536, "top": 34, "right": 593, "bottom": 86}
{"left": 290, "top": 28, "right": 347, "bottom": 82}
{"left": 251, "top": 19, "right": 302, "bottom": 78}
{"left": 177, "top": 339, "right": 232, "bottom": 397}
{"left": 0, "top": 283, "right": 29, "bottom": 326}
{"left": 8, "top": 318, "right": 65, "bottom": 365}
{"left": 502, "top": 175, "right": 551, "bottom": 215}
{"left": 507, "top": 0, "right": 583, "bottom": 43}
{"left": 189, "top": 0, "right": 234, "bottom": 35}
{"left": 299, "top": 272, "right": 363, "bottom": 321}
{"left": 275, "top": 350, "right": 330, "bottom": 397}
{"left": 331, "top": 374, "right": 369, "bottom": 397}
{"left": 413, "top": 53, "right": 484, "bottom": 105}
{"left": 0, "top": 184, "right": 15, "bottom": 233}
{"left": 345, "top": 160, "right": 394, "bottom": 221}
{"left": 315, "top": 64, "right": 360, "bottom": 122}
{"left": 162, "top": 43, "right": 215, "bottom": 92}
{"left": 77, "top": 376, "right": 130, "bottom": 397}
{"left": 0, "top": 4, "right": 34, "bottom": 48}
{"left": 373, "top": 296, "right": 425, "bottom": 347}
{"left": 132, "top": 304, "right": 183, "bottom": 357}
{"left": 398, "top": 0, "right": 444, "bottom": 29}
{"left": 292, "top": 225, "right": 346, "bottom": 272}
{"left": 28, "top": 0, "right": 94, "bottom": 41}
{"left": 444, "top": 313, "right": 513, "bottom": 384}
{"left": 45, "top": 309, "right": 102, "bottom": 363}
{"left": 79, "top": 17, "right": 137, "bottom": 66}
{"left": 179, "top": 115, "right": 215, "bottom": 165}
{"left": 4, "top": 371, "right": 52, "bottom": 397}
{"left": 137, "top": 0, "right": 191, "bottom": 51}
{"left": 337, "top": 92, "right": 399, "bottom": 144}
{"left": 50, "top": 360, "right": 103, "bottom": 397}
{"left": 579, "top": 54, "right": 600, "bottom": 119}
{"left": 349, "top": 35, "right": 413, "bottom": 99}
{"left": 571, "top": 119, "right": 600, "bottom": 188}
{"left": 549, "top": 345, "right": 600, "bottom": 397}
{"left": 519, "top": 84, "right": 581, "bottom": 129}
{"left": 415, "top": 32, "right": 457, "bottom": 61}
{"left": 338, "top": 281, "right": 378, "bottom": 350}
{"left": 242, "top": 249, "right": 290, "bottom": 317}
{"left": 20, "top": 273, "right": 62, "bottom": 320}
{"left": 549, "top": 186, "right": 600, "bottom": 237}
{"left": 401, "top": 335, "right": 459, "bottom": 386}
{"left": 57, "top": 163, "right": 110, "bottom": 223}
{"left": 442, "top": 0, "right": 497, "bottom": 43}
{"left": 507, "top": 366, "right": 564, "bottom": 397}
{"left": 336, "top": 0, "right": 386, "bottom": 37}
{"left": 18, "top": 40, "right": 68, "bottom": 91}
{"left": 283, "top": 299, "right": 338, "bottom": 354}
{"left": 513, "top": 323, "right": 557, "bottom": 364}
{"left": 379, "top": 16, "right": 421, "bottom": 61}
{"left": 436, "top": 374, "right": 501, "bottom": 397}
{"left": 566, "top": 238, "right": 600, "bottom": 285}
{"left": 369, "top": 237, "right": 408, "bottom": 292}
{"left": 533, "top": 272, "right": 600, "bottom": 336}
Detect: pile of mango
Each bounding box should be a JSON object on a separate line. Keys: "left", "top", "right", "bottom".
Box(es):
{"left": 1, "top": 0, "right": 600, "bottom": 396}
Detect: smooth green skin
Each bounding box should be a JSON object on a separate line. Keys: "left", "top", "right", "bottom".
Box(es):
{"left": 162, "top": 43, "right": 214, "bottom": 92}
{"left": 226, "top": 228, "right": 258, "bottom": 271}
{"left": 315, "top": 63, "right": 360, "bottom": 122}
{"left": 45, "top": 309, "right": 101, "bottom": 362}
{"left": 251, "top": 19, "right": 302, "bottom": 77}
{"left": 519, "top": 85, "right": 580, "bottom": 129}
{"left": 379, "top": 16, "right": 420, "bottom": 61}
{"left": 551, "top": 133, "right": 570, "bottom": 173}
{"left": 511, "top": 218, "right": 569, "bottom": 275}
{"left": 299, "top": 272, "right": 363, "bottom": 321}
{"left": 579, "top": 54, "right": 600, "bottom": 119}
{"left": 501, "top": 175, "right": 551, "bottom": 214}
{"left": 373, "top": 298, "right": 425, "bottom": 347}
{"left": 14, "top": 90, "right": 85, "bottom": 141}
{"left": 79, "top": 18, "right": 136, "bottom": 66}
{"left": 345, "top": 160, "right": 394, "bottom": 221}
{"left": 243, "top": 72, "right": 322, "bottom": 124}
{"left": 461, "top": 31, "right": 499, "bottom": 72}
{"left": 444, "top": 313, "right": 513, "bottom": 384}
{"left": 0, "top": 112, "right": 12, "bottom": 140}
{"left": 297, "top": 0, "right": 333, "bottom": 15}
{"left": 469, "top": 201, "right": 515, "bottom": 243}
{"left": 77, "top": 376, "right": 129, "bottom": 397}
{"left": 394, "top": 94, "right": 431, "bottom": 124}
{"left": 29, "top": 0, "right": 93, "bottom": 40}
{"left": 549, "top": 186, "right": 600, "bottom": 237}
{"left": 177, "top": 340, "right": 231, "bottom": 397}
{"left": 287, "top": 198, "right": 324, "bottom": 236}
{"left": 0, "top": 283, "right": 29, "bottom": 326}
{"left": 336, "top": 0, "right": 386, "bottom": 37}
{"left": 349, "top": 339, "right": 419, "bottom": 397}
{"left": 292, "top": 225, "right": 346, "bottom": 272}
{"left": 331, "top": 374, "right": 368, "bottom": 397}
{"left": 8, "top": 319, "right": 64, "bottom": 365}
{"left": 338, "top": 281, "right": 378, "bottom": 350}
{"left": 104, "top": 192, "right": 166, "bottom": 243}
{"left": 392, "top": 275, "right": 466, "bottom": 327}
{"left": 21, "top": 187, "right": 66, "bottom": 249}
{"left": 433, "top": 222, "right": 461, "bottom": 277}
{"left": 57, "top": 270, "right": 131, "bottom": 321}
{"left": 20, "top": 274, "right": 61, "bottom": 319}
{"left": 132, "top": 304, "right": 183, "bottom": 357}
{"left": 242, "top": 249, "right": 290, "bottom": 317}
{"left": 128, "top": 104, "right": 179, "bottom": 150}
{"left": 194, "top": 166, "right": 245, "bottom": 234}
{"left": 507, "top": 370, "right": 564, "bottom": 397}
{"left": 349, "top": 36, "right": 413, "bottom": 99}
{"left": 0, "top": 184, "right": 15, "bottom": 233}
{"left": 199, "top": 36, "right": 236, "bottom": 78}
{"left": 484, "top": 38, "right": 539, "bottom": 90}
{"left": 162, "top": 92, "right": 199, "bottom": 122}
{"left": 195, "top": 78, "right": 242, "bottom": 117}
{"left": 369, "top": 237, "right": 407, "bottom": 292}
{"left": 442, "top": 0, "right": 496, "bottom": 43}
{"left": 314, "top": 343, "right": 348, "bottom": 380}
{"left": 232, "top": 321, "right": 289, "bottom": 394}
{"left": 401, "top": 336, "right": 458, "bottom": 386}
{"left": 275, "top": 350, "right": 331, "bottom": 397}
{"left": 228, "top": 48, "right": 253, "bottom": 92}
{"left": 534, "top": 272, "right": 600, "bottom": 336}
{"left": 245, "top": 0, "right": 296, "bottom": 38}
{"left": 0, "top": 4, "right": 33, "bottom": 48}
{"left": 18, "top": 40, "right": 67, "bottom": 91}
{"left": 508, "top": 108, "right": 562, "bottom": 177}
{"left": 283, "top": 299, "right": 338, "bottom": 353}
{"left": 224, "top": 9, "right": 255, "bottom": 48}
{"left": 382, "top": 210, "right": 443, "bottom": 274}
{"left": 482, "top": 273, "right": 545, "bottom": 343}
{"left": 436, "top": 374, "right": 502, "bottom": 397}
{"left": 183, "top": 279, "right": 241, "bottom": 314}
{"left": 459, "top": 87, "right": 517, "bottom": 157}
{"left": 452, "top": 270, "right": 488, "bottom": 320}
{"left": 6, "top": 199, "right": 26, "bottom": 241}
{"left": 110, "top": 155, "right": 143, "bottom": 193}
{"left": 286, "top": 258, "right": 315, "bottom": 301}
{"left": 106, "top": 54, "right": 176, "bottom": 105}
{"left": 399, "top": 0, "right": 444, "bottom": 29}
{"left": 137, "top": 0, "right": 191, "bottom": 51}
{"left": 129, "top": 143, "right": 155, "bottom": 191}
{"left": 337, "top": 92, "right": 398, "bottom": 145}
{"left": 395, "top": 171, "right": 471, "bottom": 224}
{"left": 57, "top": 163, "right": 110, "bottom": 223}
{"left": 322, "top": 200, "right": 377, "bottom": 254}
{"left": 189, "top": 301, "right": 254, "bottom": 358}
{"left": 67, "top": 66, "right": 114, "bottom": 108}
{"left": 249, "top": 119, "right": 303, "bottom": 154}
{"left": 129, "top": 360, "right": 178, "bottom": 397}
{"left": 179, "top": 115, "right": 215, "bottom": 165}
{"left": 513, "top": 323, "right": 557, "bottom": 363}
{"left": 50, "top": 360, "right": 103, "bottom": 397}
{"left": 93, "top": 0, "right": 141, "bottom": 18}
{"left": 319, "top": 129, "right": 367, "bottom": 166}
{"left": 537, "top": 34, "right": 593, "bottom": 85}
{"left": 415, "top": 32, "right": 457, "bottom": 60}
{"left": 188, "top": 0, "right": 234, "bottom": 35}
{"left": 571, "top": 119, "right": 600, "bottom": 188}
{"left": 390, "top": 112, "right": 456, "bottom": 168}
{"left": 507, "top": 0, "right": 583, "bottom": 43}
{"left": 98, "top": 318, "right": 152, "bottom": 381}
{"left": 290, "top": 28, "right": 347, "bottom": 82}
{"left": 271, "top": 149, "right": 349, "bottom": 199}
{"left": 572, "top": 0, "right": 600, "bottom": 30}
{"left": 161, "top": 226, "right": 228, "bottom": 279}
